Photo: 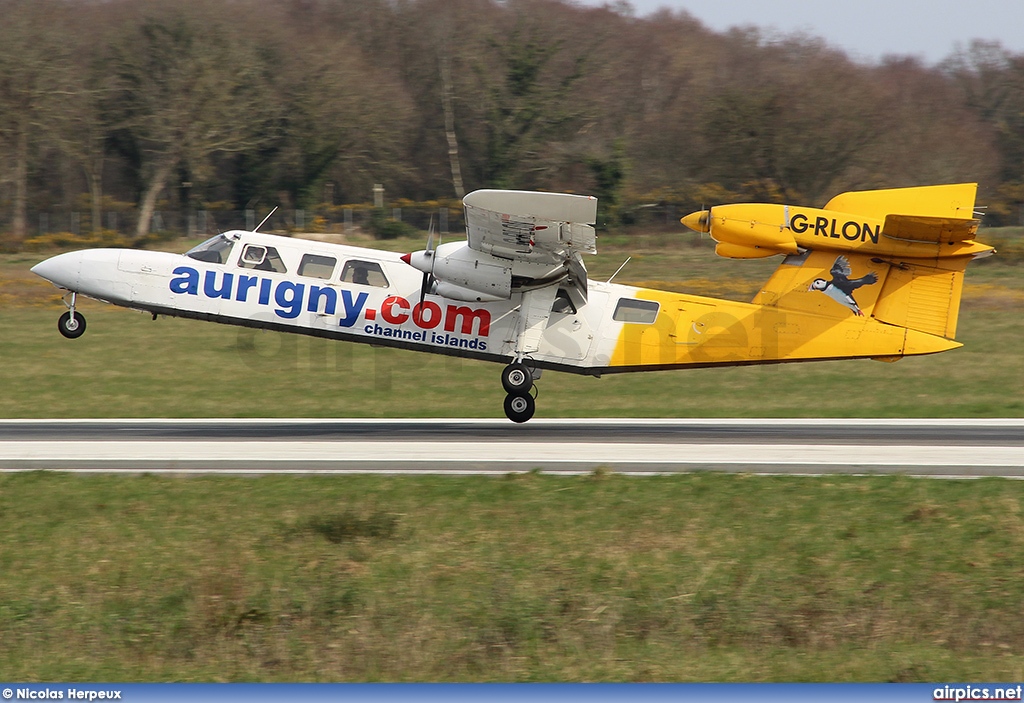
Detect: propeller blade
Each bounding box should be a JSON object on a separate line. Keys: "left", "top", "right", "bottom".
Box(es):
{"left": 419, "top": 272, "right": 432, "bottom": 306}
{"left": 404, "top": 216, "right": 440, "bottom": 305}
{"left": 425, "top": 213, "right": 435, "bottom": 253}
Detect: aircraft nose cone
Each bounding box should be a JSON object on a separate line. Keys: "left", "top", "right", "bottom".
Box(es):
{"left": 681, "top": 209, "right": 711, "bottom": 233}
{"left": 400, "top": 252, "right": 412, "bottom": 265}
{"left": 31, "top": 251, "right": 83, "bottom": 289}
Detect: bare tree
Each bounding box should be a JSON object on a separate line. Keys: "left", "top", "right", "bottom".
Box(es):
{"left": 0, "top": 0, "right": 1012, "bottom": 244}
{"left": 0, "top": 0, "right": 72, "bottom": 247}
{"left": 439, "top": 41, "right": 466, "bottom": 198}
{"left": 945, "top": 42, "right": 1024, "bottom": 188}
{"left": 52, "top": 6, "right": 123, "bottom": 235}
{"left": 108, "top": 3, "right": 275, "bottom": 238}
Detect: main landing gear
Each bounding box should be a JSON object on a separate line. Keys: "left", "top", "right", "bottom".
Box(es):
{"left": 501, "top": 361, "right": 538, "bottom": 423}
{"left": 57, "top": 292, "right": 86, "bottom": 339}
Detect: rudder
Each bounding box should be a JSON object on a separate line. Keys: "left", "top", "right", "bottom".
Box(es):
{"left": 871, "top": 257, "right": 972, "bottom": 339}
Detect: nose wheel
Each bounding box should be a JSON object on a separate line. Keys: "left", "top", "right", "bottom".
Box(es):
{"left": 502, "top": 361, "right": 538, "bottom": 423}
{"left": 57, "top": 293, "right": 87, "bottom": 339}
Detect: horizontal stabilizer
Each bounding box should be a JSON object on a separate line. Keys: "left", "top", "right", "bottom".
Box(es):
{"left": 882, "top": 215, "right": 979, "bottom": 243}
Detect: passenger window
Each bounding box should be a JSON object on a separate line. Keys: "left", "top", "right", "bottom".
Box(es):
{"left": 298, "top": 253, "right": 336, "bottom": 280}
{"left": 613, "top": 298, "right": 659, "bottom": 324}
{"left": 238, "top": 244, "right": 287, "bottom": 273}
{"left": 340, "top": 260, "right": 388, "bottom": 287}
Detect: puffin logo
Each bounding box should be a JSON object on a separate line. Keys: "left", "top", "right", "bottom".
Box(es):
{"left": 809, "top": 255, "right": 878, "bottom": 316}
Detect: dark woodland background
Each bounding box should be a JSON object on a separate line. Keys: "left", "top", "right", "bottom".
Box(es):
{"left": 2, "top": 0, "right": 1023, "bottom": 245}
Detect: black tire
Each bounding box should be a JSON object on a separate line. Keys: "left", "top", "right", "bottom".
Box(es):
{"left": 503, "top": 393, "right": 535, "bottom": 423}
{"left": 501, "top": 362, "right": 533, "bottom": 394}
{"left": 58, "top": 311, "right": 86, "bottom": 339}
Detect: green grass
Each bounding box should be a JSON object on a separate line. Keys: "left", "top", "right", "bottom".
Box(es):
{"left": 1, "top": 472, "right": 1022, "bottom": 681}
{"left": 2, "top": 231, "right": 1023, "bottom": 682}
{"left": 1, "top": 303, "right": 1022, "bottom": 418}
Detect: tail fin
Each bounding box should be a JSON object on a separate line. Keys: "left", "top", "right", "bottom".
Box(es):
{"left": 754, "top": 251, "right": 972, "bottom": 339}
{"left": 871, "top": 256, "right": 972, "bottom": 339}
{"left": 750, "top": 183, "right": 992, "bottom": 342}
{"left": 823, "top": 182, "right": 978, "bottom": 221}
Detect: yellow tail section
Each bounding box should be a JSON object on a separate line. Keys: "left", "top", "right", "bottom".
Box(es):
{"left": 823, "top": 183, "right": 978, "bottom": 221}
{"left": 754, "top": 251, "right": 971, "bottom": 339}
{"left": 608, "top": 182, "right": 993, "bottom": 372}
{"left": 681, "top": 183, "right": 987, "bottom": 261}
{"left": 747, "top": 183, "right": 993, "bottom": 343}
{"left": 871, "top": 257, "right": 972, "bottom": 339}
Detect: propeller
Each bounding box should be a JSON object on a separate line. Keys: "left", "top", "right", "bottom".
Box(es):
{"left": 680, "top": 205, "right": 711, "bottom": 234}
{"left": 399, "top": 215, "right": 439, "bottom": 305}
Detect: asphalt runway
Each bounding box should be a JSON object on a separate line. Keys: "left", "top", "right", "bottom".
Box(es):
{"left": 1, "top": 419, "right": 1022, "bottom": 477}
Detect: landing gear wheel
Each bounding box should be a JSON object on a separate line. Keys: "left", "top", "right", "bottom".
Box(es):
{"left": 501, "top": 362, "right": 533, "bottom": 394}
{"left": 58, "top": 311, "right": 86, "bottom": 339}
{"left": 503, "top": 393, "right": 536, "bottom": 423}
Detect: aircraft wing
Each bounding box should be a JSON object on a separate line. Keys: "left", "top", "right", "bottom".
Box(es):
{"left": 463, "top": 190, "right": 598, "bottom": 264}
{"left": 458, "top": 190, "right": 598, "bottom": 355}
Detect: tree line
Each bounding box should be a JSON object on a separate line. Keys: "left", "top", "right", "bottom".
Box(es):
{"left": 1, "top": 0, "right": 1023, "bottom": 248}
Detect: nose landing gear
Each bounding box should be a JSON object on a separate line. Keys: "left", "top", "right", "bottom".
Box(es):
{"left": 502, "top": 361, "right": 539, "bottom": 423}
{"left": 57, "top": 292, "right": 86, "bottom": 339}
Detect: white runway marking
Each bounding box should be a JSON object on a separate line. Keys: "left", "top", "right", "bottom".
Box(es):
{"left": 1, "top": 442, "right": 1023, "bottom": 475}
{"left": 2, "top": 440, "right": 1024, "bottom": 466}
{"left": 1, "top": 420, "right": 1021, "bottom": 476}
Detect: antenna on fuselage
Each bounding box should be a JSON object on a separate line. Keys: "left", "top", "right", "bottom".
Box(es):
{"left": 254, "top": 207, "right": 278, "bottom": 232}
{"left": 606, "top": 256, "right": 631, "bottom": 283}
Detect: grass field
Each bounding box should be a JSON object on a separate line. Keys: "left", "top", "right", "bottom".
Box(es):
{"left": 1, "top": 228, "right": 1023, "bottom": 682}
{"left": 1, "top": 472, "right": 1022, "bottom": 682}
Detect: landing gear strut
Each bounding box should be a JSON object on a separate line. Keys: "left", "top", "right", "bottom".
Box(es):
{"left": 502, "top": 361, "right": 538, "bottom": 423}
{"left": 58, "top": 292, "right": 86, "bottom": 339}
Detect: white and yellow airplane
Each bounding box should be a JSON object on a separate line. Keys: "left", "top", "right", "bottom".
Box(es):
{"left": 32, "top": 184, "right": 991, "bottom": 422}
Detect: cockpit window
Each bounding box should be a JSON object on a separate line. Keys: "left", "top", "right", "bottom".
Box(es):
{"left": 613, "top": 297, "right": 659, "bottom": 324}
{"left": 238, "top": 244, "right": 287, "bottom": 273}
{"left": 340, "top": 260, "right": 388, "bottom": 287}
{"left": 185, "top": 234, "right": 235, "bottom": 264}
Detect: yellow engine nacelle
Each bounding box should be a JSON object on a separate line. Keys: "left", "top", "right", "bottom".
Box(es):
{"left": 682, "top": 204, "right": 800, "bottom": 258}
{"left": 680, "top": 184, "right": 991, "bottom": 261}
